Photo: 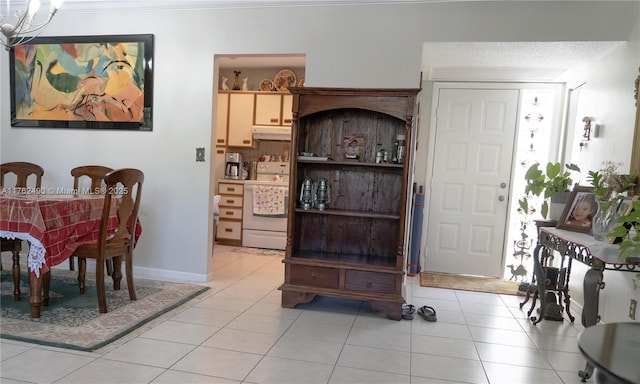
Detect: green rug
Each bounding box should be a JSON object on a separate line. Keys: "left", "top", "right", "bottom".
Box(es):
{"left": 0, "top": 269, "right": 209, "bottom": 351}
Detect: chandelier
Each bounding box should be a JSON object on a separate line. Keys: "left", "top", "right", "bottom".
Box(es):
{"left": 0, "top": 0, "right": 63, "bottom": 51}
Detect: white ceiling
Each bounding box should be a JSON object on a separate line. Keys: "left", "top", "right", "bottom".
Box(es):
{"left": 422, "top": 41, "right": 626, "bottom": 81}
{"left": 5, "top": 0, "right": 629, "bottom": 81}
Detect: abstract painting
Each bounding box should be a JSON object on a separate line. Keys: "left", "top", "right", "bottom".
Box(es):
{"left": 10, "top": 34, "right": 154, "bottom": 130}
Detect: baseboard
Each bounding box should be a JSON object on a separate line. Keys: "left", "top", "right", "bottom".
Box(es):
{"left": 51, "top": 261, "right": 209, "bottom": 283}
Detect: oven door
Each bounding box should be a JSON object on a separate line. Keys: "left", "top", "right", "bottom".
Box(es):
{"left": 243, "top": 182, "right": 289, "bottom": 232}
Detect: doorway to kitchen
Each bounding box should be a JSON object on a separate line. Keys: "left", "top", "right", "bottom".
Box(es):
{"left": 211, "top": 54, "right": 306, "bottom": 251}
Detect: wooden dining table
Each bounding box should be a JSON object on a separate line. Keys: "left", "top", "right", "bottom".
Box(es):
{"left": 0, "top": 191, "right": 140, "bottom": 318}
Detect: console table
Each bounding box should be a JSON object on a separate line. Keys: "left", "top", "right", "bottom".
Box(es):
{"left": 521, "top": 226, "right": 639, "bottom": 381}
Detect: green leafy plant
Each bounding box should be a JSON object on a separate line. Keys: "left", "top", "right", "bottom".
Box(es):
{"left": 519, "top": 162, "right": 580, "bottom": 219}
{"left": 608, "top": 199, "right": 640, "bottom": 280}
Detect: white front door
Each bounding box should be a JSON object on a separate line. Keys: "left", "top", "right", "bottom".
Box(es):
{"left": 426, "top": 88, "right": 519, "bottom": 277}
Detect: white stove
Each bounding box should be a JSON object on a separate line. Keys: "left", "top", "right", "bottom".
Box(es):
{"left": 253, "top": 161, "right": 290, "bottom": 184}
{"left": 242, "top": 161, "right": 290, "bottom": 250}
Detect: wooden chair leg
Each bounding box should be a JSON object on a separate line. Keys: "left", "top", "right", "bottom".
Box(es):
{"left": 78, "top": 258, "right": 87, "bottom": 294}
{"left": 96, "top": 258, "right": 108, "bottom": 313}
{"left": 11, "top": 245, "right": 22, "bottom": 301}
{"left": 106, "top": 259, "right": 113, "bottom": 277}
{"left": 42, "top": 271, "right": 51, "bottom": 306}
{"left": 69, "top": 256, "right": 75, "bottom": 271}
{"left": 112, "top": 256, "right": 122, "bottom": 290}
{"left": 125, "top": 252, "right": 136, "bottom": 301}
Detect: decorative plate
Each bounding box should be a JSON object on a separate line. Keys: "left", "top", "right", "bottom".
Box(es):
{"left": 259, "top": 78, "right": 275, "bottom": 91}
{"left": 273, "top": 69, "right": 297, "bottom": 91}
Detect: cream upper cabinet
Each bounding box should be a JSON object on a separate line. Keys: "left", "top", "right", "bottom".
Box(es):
{"left": 282, "top": 94, "right": 293, "bottom": 125}
{"left": 227, "top": 93, "right": 254, "bottom": 147}
{"left": 254, "top": 93, "right": 293, "bottom": 126}
{"left": 215, "top": 92, "right": 229, "bottom": 146}
{"left": 255, "top": 93, "right": 282, "bottom": 126}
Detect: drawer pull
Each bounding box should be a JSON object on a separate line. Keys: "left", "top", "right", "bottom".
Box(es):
{"left": 284, "top": 119, "right": 292, "bottom": 124}
{"left": 310, "top": 273, "right": 317, "bottom": 280}
{"left": 225, "top": 199, "right": 233, "bottom": 204}
{"left": 270, "top": 118, "right": 279, "bottom": 123}
{"left": 228, "top": 187, "right": 236, "bottom": 192}
{"left": 243, "top": 140, "right": 251, "bottom": 144}
{"left": 225, "top": 228, "right": 232, "bottom": 232}
{"left": 366, "top": 282, "right": 372, "bottom": 288}
{"left": 225, "top": 211, "right": 234, "bottom": 215}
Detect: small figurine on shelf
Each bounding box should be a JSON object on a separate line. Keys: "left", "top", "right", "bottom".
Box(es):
{"left": 221, "top": 77, "right": 229, "bottom": 90}
{"left": 242, "top": 77, "right": 248, "bottom": 91}
{"left": 233, "top": 70, "right": 241, "bottom": 90}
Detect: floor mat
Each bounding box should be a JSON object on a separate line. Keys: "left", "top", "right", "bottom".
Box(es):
{"left": 420, "top": 272, "right": 521, "bottom": 296}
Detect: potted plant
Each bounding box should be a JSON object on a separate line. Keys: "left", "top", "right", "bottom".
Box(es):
{"left": 519, "top": 162, "right": 581, "bottom": 220}
{"left": 587, "top": 161, "right": 637, "bottom": 241}
{"left": 608, "top": 199, "right": 640, "bottom": 281}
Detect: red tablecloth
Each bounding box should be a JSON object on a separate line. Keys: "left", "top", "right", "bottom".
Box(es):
{"left": 0, "top": 193, "right": 140, "bottom": 277}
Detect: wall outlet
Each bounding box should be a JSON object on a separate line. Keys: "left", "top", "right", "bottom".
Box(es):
{"left": 630, "top": 299, "right": 637, "bottom": 320}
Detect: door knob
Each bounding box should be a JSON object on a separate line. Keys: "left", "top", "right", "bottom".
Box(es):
{"left": 500, "top": 182, "right": 507, "bottom": 189}
{"left": 498, "top": 195, "right": 506, "bottom": 202}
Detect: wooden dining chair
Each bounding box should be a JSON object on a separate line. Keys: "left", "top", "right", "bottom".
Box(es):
{"left": 0, "top": 162, "right": 45, "bottom": 301}
{"left": 73, "top": 168, "right": 144, "bottom": 313}
{"left": 68, "top": 165, "right": 114, "bottom": 271}
{"left": 71, "top": 165, "right": 114, "bottom": 194}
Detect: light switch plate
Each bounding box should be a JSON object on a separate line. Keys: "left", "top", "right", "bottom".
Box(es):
{"left": 196, "top": 147, "right": 205, "bottom": 162}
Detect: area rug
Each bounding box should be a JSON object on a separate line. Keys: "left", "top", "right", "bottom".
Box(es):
{"left": 0, "top": 269, "right": 209, "bottom": 351}
{"left": 420, "top": 272, "right": 520, "bottom": 295}
{"left": 229, "top": 246, "right": 284, "bottom": 257}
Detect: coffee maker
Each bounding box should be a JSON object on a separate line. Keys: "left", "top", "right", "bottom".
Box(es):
{"left": 225, "top": 152, "right": 243, "bottom": 180}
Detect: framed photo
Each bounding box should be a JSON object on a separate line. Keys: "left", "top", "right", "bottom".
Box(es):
{"left": 9, "top": 34, "right": 154, "bottom": 130}
{"left": 557, "top": 186, "right": 597, "bottom": 233}
{"left": 343, "top": 134, "right": 366, "bottom": 160}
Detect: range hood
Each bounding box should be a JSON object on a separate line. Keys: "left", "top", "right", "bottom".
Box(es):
{"left": 252, "top": 125, "right": 292, "bottom": 141}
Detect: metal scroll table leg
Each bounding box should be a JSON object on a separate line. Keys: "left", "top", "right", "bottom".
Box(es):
{"left": 578, "top": 263, "right": 604, "bottom": 382}
{"left": 530, "top": 242, "right": 546, "bottom": 325}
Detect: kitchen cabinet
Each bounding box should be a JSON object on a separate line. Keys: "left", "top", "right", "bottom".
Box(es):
{"left": 282, "top": 94, "right": 293, "bottom": 125}
{"left": 214, "top": 148, "right": 226, "bottom": 193}
{"left": 280, "top": 87, "right": 420, "bottom": 320}
{"left": 227, "top": 93, "right": 254, "bottom": 148}
{"left": 215, "top": 92, "right": 229, "bottom": 146}
{"left": 254, "top": 93, "right": 293, "bottom": 126}
{"left": 216, "top": 182, "right": 244, "bottom": 245}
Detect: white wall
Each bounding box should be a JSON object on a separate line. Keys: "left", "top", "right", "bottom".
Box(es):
{"left": 1, "top": 2, "right": 637, "bottom": 290}
{"left": 557, "top": 12, "right": 640, "bottom": 323}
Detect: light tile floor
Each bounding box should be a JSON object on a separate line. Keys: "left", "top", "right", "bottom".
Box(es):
{"left": 0, "top": 245, "right": 594, "bottom": 384}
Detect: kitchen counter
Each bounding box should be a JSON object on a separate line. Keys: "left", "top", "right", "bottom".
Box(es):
{"left": 219, "top": 179, "right": 247, "bottom": 184}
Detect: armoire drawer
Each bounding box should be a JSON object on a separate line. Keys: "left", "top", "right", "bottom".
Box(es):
{"left": 289, "top": 265, "right": 339, "bottom": 289}
{"left": 344, "top": 270, "right": 395, "bottom": 293}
